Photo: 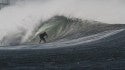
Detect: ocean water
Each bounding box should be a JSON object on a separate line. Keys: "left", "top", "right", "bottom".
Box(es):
{"left": 0, "top": 0, "right": 125, "bottom": 70}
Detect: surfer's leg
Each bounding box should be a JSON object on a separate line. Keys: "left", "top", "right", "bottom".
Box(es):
{"left": 39, "top": 39, "right": 42, "bottom": 43}
{"left": 43, "top": 38, "right": 46, "bottom": 43}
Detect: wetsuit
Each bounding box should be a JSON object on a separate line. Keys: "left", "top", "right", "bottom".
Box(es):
{"left": 39, "top": 32, "right": 48, "bottom": 43}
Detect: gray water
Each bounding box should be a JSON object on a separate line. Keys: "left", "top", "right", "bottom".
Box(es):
{"left": 0, "top": 16, "right": 125, "bottom": 70}
{"left": 0, "top": 0, "right": 125, "bottom": 69}
{"left": 0, "top": 28, "right": 125, "bottom": 70}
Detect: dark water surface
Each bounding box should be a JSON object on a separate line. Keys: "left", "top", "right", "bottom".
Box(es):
{"left": 0, "top": 30, "right": 125, "bottom": 70}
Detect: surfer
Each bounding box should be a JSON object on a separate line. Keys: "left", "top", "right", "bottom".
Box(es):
{"left": 39, "top": 32, "right": 48, "bottom": 43}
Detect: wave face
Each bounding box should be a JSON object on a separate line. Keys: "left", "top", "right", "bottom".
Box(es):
{"left": 0, "top": 15, "right": 125, "bottom": 46}
{"left": 30, "top": 16, "right": 125, "bottom": 43}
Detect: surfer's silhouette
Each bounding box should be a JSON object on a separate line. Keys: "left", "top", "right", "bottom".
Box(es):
{"left": 39, "top": 32, "right": 48, "bottom": 43}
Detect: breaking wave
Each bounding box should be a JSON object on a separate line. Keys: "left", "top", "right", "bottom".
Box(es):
{"left": 1, "top": 1, "right": 125, "bottom": 69}
{"left": 0, "top": 15, "right": 125, "bottom": 46}
{"left": 0, "top": 0, "right": 125, "bottom": 46}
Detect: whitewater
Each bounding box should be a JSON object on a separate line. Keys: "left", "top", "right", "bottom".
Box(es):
{"left": 0, "top": 0, "right": 125, "bottom": 70}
